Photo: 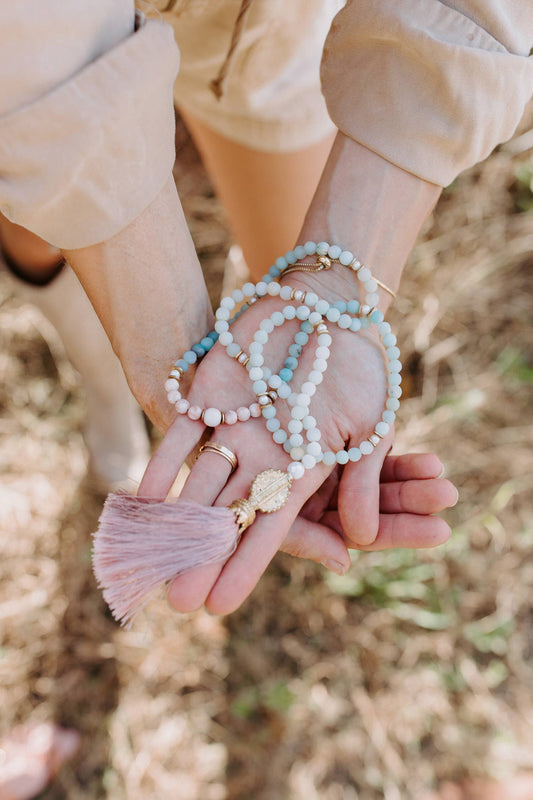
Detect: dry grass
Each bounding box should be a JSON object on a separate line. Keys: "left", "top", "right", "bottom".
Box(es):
{"left": 0, "top": 113, "right": 532, "bottom": 800}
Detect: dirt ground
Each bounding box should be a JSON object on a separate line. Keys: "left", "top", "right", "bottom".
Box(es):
{"left": 0, "top": 112, "right": 532, "bottom": 800}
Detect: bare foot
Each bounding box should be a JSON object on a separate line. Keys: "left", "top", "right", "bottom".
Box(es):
{"left": 0, "top": 723, "right": 80, "bottom": 800}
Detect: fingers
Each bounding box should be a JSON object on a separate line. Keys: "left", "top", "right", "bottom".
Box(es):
{"left": 279, "top": 515, "right": 350, "bottom": 574}
{"left": 380, "top": 452, "right": 444, "bottom": 483}
{"left": 322, "top": 510, "right": 451, "bottom": 551}
{"left": 337, "top": 429, "right": 395, "bottom": 547}
{"left": 203, "top": 464, "right": 329, "bottom": 615}
{"left": 138, "top": 415, "right": 205, "bottom": 497}
{"left": 380, "top": 478, "right": 458, "bottom": 515}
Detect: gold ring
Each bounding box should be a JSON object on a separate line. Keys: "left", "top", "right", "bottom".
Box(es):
{"left": 197, "top": 442, "right": 238, "bottom": 472}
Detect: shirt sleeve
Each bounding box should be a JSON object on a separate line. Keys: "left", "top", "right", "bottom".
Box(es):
{"left": 0, "top": 2, "right": 180, "bottom": 249}
{"left": 321, "top": 0, "right": 533, "bottom": 187}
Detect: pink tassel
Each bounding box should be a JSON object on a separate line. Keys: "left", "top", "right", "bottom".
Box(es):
{"left": 92, "top": 494, "right": 239, "bottom": 628}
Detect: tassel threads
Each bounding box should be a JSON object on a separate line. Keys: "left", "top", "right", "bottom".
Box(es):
{"left": 93, "top": 495, "right": 239, "bottom": 628}
{"left": 92, "top": 470, "right": 293, "bottom": 627}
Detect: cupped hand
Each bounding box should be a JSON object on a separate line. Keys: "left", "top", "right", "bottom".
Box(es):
{"left": 139, "top": 279, "right": 457, "bottom": 614}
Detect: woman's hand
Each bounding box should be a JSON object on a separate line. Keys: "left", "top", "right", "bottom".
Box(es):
{"left": 139, "top": 273, "right": 457, "bottom": 615}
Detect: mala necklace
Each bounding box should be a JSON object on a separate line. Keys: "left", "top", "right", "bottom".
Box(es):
{"left": 93, "top": 242, "right": 401, "bottom": 626}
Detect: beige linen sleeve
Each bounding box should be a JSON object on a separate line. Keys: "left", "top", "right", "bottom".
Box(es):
{"left": 0, "top": 2, "right": 179, "bottom": 249}
{"left": 321, "top": 0, "right": 533, "bottom": 186}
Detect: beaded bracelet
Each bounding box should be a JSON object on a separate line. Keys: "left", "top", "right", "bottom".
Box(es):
{"left": 164, "top": 242, "right": 402, "bottom": 480}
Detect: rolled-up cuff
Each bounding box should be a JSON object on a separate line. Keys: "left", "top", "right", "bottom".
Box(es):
{"left": 0, "top": 16, "right": 180, "bottom": 248}
{"left": 321, "top": 0, "right": 533, "bottom": 187}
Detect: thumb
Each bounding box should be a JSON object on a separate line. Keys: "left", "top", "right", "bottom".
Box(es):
{"left": 337, "top": 429, "right": 394, "bottom": 546}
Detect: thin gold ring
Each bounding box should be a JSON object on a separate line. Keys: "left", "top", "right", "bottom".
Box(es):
{"left": 197, "top": 442, "right": 238, "bottom": 472}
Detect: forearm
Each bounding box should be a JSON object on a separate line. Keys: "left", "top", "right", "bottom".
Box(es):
{"left": 297, "top": 133, "right": 441, "bottom": 307}
{"left": 63, "top": 177, "right": 213, "bottom": 433}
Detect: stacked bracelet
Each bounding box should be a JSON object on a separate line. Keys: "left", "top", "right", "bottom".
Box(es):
{"left": 164, "top": 242, "right": 401, "bottom": 478}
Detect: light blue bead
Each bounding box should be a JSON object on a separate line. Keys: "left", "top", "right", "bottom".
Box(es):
{"left": 260, "top": 319, "right": 274, "bottom": 333}
{"left": 388, "top": 359, "right": 402, "bottom": 373}
{"left": 175, "top": 359, "right": 189, "bottom": 372}
{"left": 303, "top": 415, "right": 316, "bottom": 429}
{"left": 254, "top": 330, "right": 268, "bottom": 344}
{"left": 301, "top": 321, "right": 314, "bottom": 334}
{"left": 304, "top": 292, "right": 319, "bottom": 308}
{"left": 191, "top": 344, "right": 205, "bottom": 357}
{"left": 322, "top": 451, "right": 336, "bottom": 466}
{"left": 339, "top": 250, "right": 354, "bottom": 266}
{"left": 388, "top": 373, "right": 402, "bottom": 386}
{"left": 296, "top": 305, "right": 310, "bottom": 321}
{"left": 375, "top": 421, "right": 390, "bottom": 437}
{"left": 280, "top": 368, "right": 293, "bottom": 382}
{"left": 283, "top": 305, "right": 296, "bottom": 320}
{"left": 285, "top": 250, "right": 297, "bottom": 264}
{"left": 304, "top": 241, "right": 317, "bottom": 255}
{"left": 249, "top": 354, "right": 264, "bottom": 367}
{"left": 386, "top": 398, "right": 400, "bottom": 411}
{"left": 183, "top": 350, "right": 197, "bottom": 364}
{"left": 294, "top": 245, "right": 306, "bottom": 260}
{"left": 326, "top": 308, "right": 341, "bottom": 322}
{"left": 201, "top": 337, "right": 214, "bottom": 351}
{"left": 387, "top": 346, "right": 401, "bottom": 359}
{"left": 333, "top": 300, "right": 347, "bottom": 312}
{"left": 295, "top": 332, "right": 308, "bottom": 346}
{"left": 285, "top": 357, "right": 298, "bottom": 370}
{"left": 283, "top": 440, "right": 292, "bottom": 453}
{"left": 275, "top": 256, "right": 288, "bottom": 270}
{"left": 249, "top": 341, "right": 262, "bottom": 354}
{"left": 338, "top": 314, "right": 352, "bottom": 329}
{"left": 336, "top": 450, "right": 349, "bottom": 465}
{"left": 360, "top": 317, "right": 371, "bottom": 328}
{"left": 278, "top": 383, "right": 291, "bottom": 399}
{"left": 208, "top": 331, "right": 219, "bottom": 342}
{"left": 269, "top": 265, "right": 281, "bottom": 278}
{"left": 262, "top": 405, "right": 276, "bottom": 419}
{"left": 288, "top": 344, "right": 302, "bottom": 357}
{"left": 273, "top": 429, "right": 287, "bottom": 444}
{"left": 383, "top": 333, "right": 397, "bottom": 347}
{"left": 256, "top": 281, "right": 268, "bottom": 296}
{"left": 378, "top": 322, "right": 391, "bottom": 335}
{"left": 289, "top": 433, "right": 304, "bottom": 447}
{"left": 383, "top": 410, "right": 396, "bottom": 424}
{"left": 328, "top": 245, "right": 342, "bottom": 259}
{"left": 226, "top": 343, "right": 241, "bottom": 357}
{"left": 253, "top": 379, "right": 267, "bottom": 394}
{"left": 348, "top": 447, "right": 361, "bottom": 462}
{"left": 315, "top": 299, "right": 329, "bottom": 315}
{"left": 271, "top": 311, "right": 285, "bottom": 326}
{"left": 316, "top": 241, "right": 329, "bottom": 255}
{"left": 347, "top": 299, "right": 360, "bottom": 314}
{"left": 266, "top": 418, "right": 280, "bottom": 432}
{"left": 261, "top": 274, "right": 270, "bottom": 284}
{"left": 370, "top": 310, "right": 384, "bottom": 324}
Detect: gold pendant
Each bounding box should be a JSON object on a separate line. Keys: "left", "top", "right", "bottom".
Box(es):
{"left": 228, "top": 469, "right": 293, "bottom": 533}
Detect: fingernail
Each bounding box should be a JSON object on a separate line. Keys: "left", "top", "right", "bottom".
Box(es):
{"left": 322, "top": 559, "right": 348, "bottom": 575}
{"left": 451, "top": 487, "right": 459, "bottom": 507}
{"left": 438, "top": 462, "right": 446, "bottom": 478}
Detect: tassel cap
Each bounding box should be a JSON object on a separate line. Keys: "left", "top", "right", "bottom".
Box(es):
{"left": 228, "top": 469, "right": 292, "bottom": 533}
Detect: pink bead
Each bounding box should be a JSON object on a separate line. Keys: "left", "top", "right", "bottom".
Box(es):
{"left": 237, "top": 406, "right": 251, "bottom": 421}
{"left": 249, "top": 403, "right": 261, "bottom": 418}
{"left": 165, "top": 378, "right": 179, "bottom": 392}
{"left": 176, "top": 399, "right": 190, "bottom": 414}
{"left": 167, "top": 390, "right": 181, "bottom": 403}
{"left": 224, "top": 409, "right": 238, "bottom": 425}
{"left": 187, "top": 405, "right": 202, "bottom": 421}
{"left": 203, "top": 407, "right": 222, "bottom": 427}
